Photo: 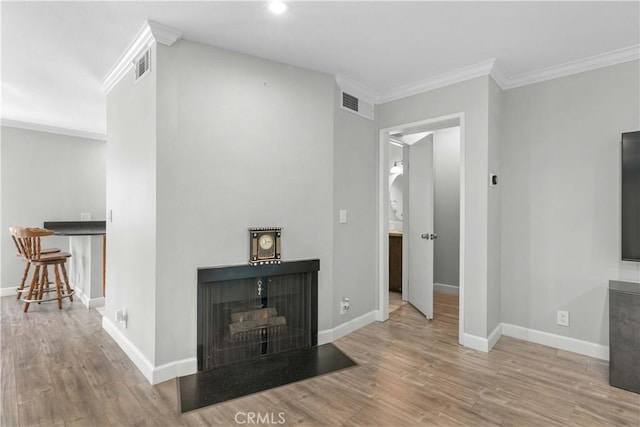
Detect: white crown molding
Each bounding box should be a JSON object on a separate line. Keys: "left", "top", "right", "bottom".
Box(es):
{"left": 371, "top": 45, "right": 639, "bottom": 104}
{"left": 1, "top": 118, "right": 106, "bottom": 141}
{"left": 100, "top": 20, "right": 182, "bottom": 93}
{"left": 335, "top": 73, "right": 380, "bottom": 104}
{"left": 489, "top": 61, "right": 508, "bottom": 90}
{"left": 147, "top": 20, "right": 183, "bottom": 46}
{"left": 378, "top": 59, "right": 497, "bottom": 104}
{"left": 503, "top": 44, "right": 640, "bottom": 90}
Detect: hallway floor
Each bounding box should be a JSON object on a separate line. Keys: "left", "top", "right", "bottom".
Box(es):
{"left": 1, "top": 293, "right": 637, "bottom": 426}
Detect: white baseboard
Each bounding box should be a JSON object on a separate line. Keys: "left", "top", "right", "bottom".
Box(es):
{"left": 153, "top": 357, "right": 197, "bottom": 384}
{"left": 461, "top": 323, "right": 502, "bottom": 353}
{"left": 501, "top": 323, "right": 609, "bottom": 361}
{"left": 102, "top": 316, "right": 197, "bottom": 385}
{"left": 74, "top": 286, "right": 105, "bottom": 309}
{"left": 102, "top": 316, "right": 155, "bottom": 383}
{"left": 0, "top": 287, "right": 18, "bottom": 298}
{"left": 462, "top": 333, "right": 489, "bottom": 352}
{"left": 317, "top": 329, "right": 333, "bottom": 345}
{"left": 434, "top": 283, "right": 459, "bottom": 295}
{"left": 488, "top": 323, "right": 503, "bottom": 351}
{"left": 318, "top": 310, "right": 378, "bottom": 344}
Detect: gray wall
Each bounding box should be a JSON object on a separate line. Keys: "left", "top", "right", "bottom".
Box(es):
{"left": 333, "top": 90, "right": 377, "bottom": 326}
{"left": 154, "top": 41, "right": 336, "bottom": 365}
{"left": 105, "top": 43, "right": 158, "bottom": 363}
{"left": 487, "top": 78, "right": 503, "bottom": 334}
{"left": 433, "top": 127, "right": 460, "bottom": 288}
{"left": 378, "top": 76, "right": 493, "bottom": 339}
{"left": 501, "top": 60, "right": 640, "bottom": 346}
{"left": 1, "top": 126, "right": 105, "bottom": 292}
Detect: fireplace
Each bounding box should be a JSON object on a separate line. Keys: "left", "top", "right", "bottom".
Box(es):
{"left": 197, "top": 259, "right": 319, "bottom": 372}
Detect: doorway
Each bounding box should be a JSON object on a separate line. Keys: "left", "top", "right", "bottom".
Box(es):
{"left": 377, "top": 113, "right": 465, "bottom": 345}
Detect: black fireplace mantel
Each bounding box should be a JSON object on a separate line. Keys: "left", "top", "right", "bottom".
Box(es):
{"left": 197, "top": 259, "right": 320, "bottom": 283}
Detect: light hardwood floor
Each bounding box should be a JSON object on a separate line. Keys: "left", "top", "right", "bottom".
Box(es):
{"left": 388, "top": 290, "right": 407, "bottom": 314}
{"left": 1, "top": 293, "right": 638, "bottom": 426}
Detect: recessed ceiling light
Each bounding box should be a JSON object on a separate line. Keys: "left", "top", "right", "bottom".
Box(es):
{"left": 268, "top": 1, "right": 288, "bottom": 15}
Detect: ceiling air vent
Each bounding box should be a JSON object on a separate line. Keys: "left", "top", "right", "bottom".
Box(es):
{"left": 134, "top": 49, "right": 151, "bottom": 82}
{"left": 342, "top": 92, "right": 359, "bottom": 112}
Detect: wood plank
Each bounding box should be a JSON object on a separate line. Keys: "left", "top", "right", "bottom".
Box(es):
{"left": 1, "top": 292, "right": 638, "bottom": 426}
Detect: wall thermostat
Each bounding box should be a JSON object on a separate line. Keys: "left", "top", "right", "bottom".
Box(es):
{"left": 489, "top": 174, "right": 498, "bottom": 187}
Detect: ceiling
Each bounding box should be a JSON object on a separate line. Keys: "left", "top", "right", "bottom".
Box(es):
{"left": 2, "top": 1, "right": 639, "bottom": 135}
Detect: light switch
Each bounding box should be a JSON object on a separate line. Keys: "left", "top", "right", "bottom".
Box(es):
{"left": 339, "top": 210, "right": 347, "bottom": 224}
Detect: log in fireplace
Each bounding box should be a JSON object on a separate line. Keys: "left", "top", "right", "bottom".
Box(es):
{"left": 197, "top": 259, "right": 319, "bottom": 371}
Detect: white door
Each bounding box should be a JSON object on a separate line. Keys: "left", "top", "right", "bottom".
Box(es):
{"left": 407, "top": 135, "right": 435, "bottom": 319}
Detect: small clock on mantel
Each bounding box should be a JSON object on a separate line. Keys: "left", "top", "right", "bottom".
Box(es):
{"left": 249, "top": 227, "right": 282, "bottom": 265}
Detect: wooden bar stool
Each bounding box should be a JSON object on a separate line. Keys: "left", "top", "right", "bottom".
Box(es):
{"left": 9, "top": 227, "right": 60, "bottom": 299}
{"left": 13, "top": 227, "right": 74, "bottom": 312}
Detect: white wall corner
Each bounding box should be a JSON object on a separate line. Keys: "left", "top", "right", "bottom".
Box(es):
{"left": 147, "top": 20, "right": 183, "bottom": 46}
{"left": 335, "top": 74, "right": 378, "bottom": 120}
{"left": 335, "top": 74, "right": 379, "bottom": 105}
{"left": 102, "top": 307, "right": 195, "bottom": 385}
{"left": 100, "top": 20, "right": 182, "bottom": 93}
{"left": 1, "top": 118, "right": 107, "bottom": 141}
{"left": 462, "top": 322, "right": 503, "bottom": 353}
{"left": 152, "top": 357, "right": 197, "bottom": 385}
{"left": 433, "top": 282, "right": 460, "bottom": 295}
{"left": 501, "top": 323, "right": 609, "bottom": 361}
{"left": 461, "top": 333, "right": 489, "bottom": 352}
{"left": 378, "top": 58, "right": 497, "bottom": 104}
{"left": 73, "top": 286, "right": 105, "bottom": 309}
{"left": 318, "top": 310, "right": 378, "bottom": 345}
{"left": 102, "top": 316, "right": 155, "bottom": 384}
{"left": 489, "top": 61, "right": 508, "bottom": 90}
{"left": 503, "top": 44, "right": 640, "bottom": 90}
{"left": 488, "top": 323, "right": 503, "bottom": 351}
{"left": 317, "top": 329, "right": 333, "bottom": 345}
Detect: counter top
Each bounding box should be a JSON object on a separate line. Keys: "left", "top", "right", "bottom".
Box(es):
{"left": 609, "top": 280, "right": 640, "bottom": 294}
{"left": 43, "top": 221, "right": 106, "bottom": 236}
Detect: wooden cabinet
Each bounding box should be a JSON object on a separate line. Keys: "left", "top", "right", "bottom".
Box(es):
{"left": 389, "top": 233, "right": 402, "bottom": 292}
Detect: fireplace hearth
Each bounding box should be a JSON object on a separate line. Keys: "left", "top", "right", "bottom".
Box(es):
{"left": 181, "top": 259, "right": 356, "bottom": 412}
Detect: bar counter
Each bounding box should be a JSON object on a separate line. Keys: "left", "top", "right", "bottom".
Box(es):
{"left": 43, "top": 221, "right": 106, "bottom": 308}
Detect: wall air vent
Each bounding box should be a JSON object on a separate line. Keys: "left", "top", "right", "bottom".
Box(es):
{"left": 134, "top": 49, "right": 151, "bottom": 82}
{"left": 335, "top": 74, "right": 376, "bottom": 121}
{"left": 339, "top": 90, "right": 374, "bottom": 121}
{"left": 342, "top": 92, "right": 359, "bottom": 112}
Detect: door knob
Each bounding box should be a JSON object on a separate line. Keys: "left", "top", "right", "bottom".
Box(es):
{"left": 421, "top": 234, "right": 429, "bottom": 239}
{"left": 430, "top": 233, "right": 438, "bottom": 240}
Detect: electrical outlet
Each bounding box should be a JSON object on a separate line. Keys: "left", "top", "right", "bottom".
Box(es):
{"left": 557, "top": 310, "right": 569, "bottom": 327}
{"left": 116, "top": 309, "right": 128, "bottom": 328}
{"left": 339, "top": 210, "right": 347, "bottom": 224}
{"left": 340, "top": 297, "right": 350, "bottom": 315}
